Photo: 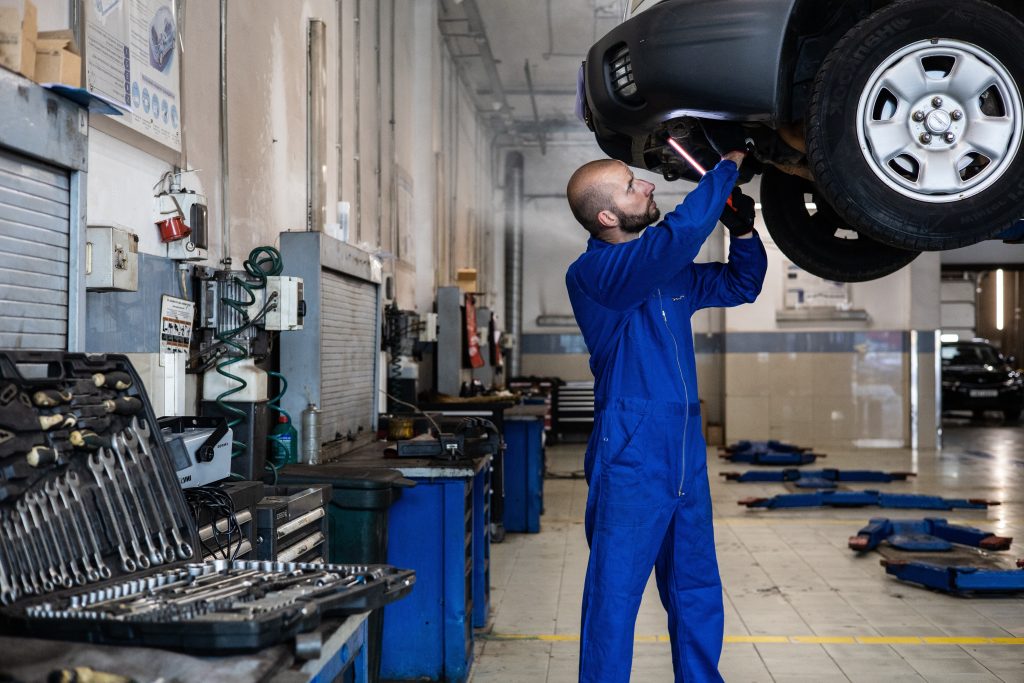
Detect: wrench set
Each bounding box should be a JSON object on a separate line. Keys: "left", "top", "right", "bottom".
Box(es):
{"left": 0, "top": 352, "right": 415, "bottom": 652}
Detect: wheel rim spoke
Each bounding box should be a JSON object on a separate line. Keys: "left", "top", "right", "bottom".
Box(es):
{"left": 866, "top": 120, "right": 911, "bottom": 161}
{"left": 964, "top": 116, "right": 1014, "bottom": 160}
{"left": 917, "top": 151, "right": 964, "bottom": 194}
{"left": 943, "top": 52, "right": 998, "bottom": 102}
{"left": 880, "top": 55, "right": 930, "bottom": 103}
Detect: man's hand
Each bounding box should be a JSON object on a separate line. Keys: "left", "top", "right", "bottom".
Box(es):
{"left": 719, "top": 188, "right": 756, "bottom": 237}
{"left": 722, "top": 151, "right": 746, "bottom": 168}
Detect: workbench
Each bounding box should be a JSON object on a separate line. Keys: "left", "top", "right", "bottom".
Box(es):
{"left": 0, "top": 612, "right": 369, "bottom": 682}
{"left": 331, "top": 445, "right": 492, "bottom": 683}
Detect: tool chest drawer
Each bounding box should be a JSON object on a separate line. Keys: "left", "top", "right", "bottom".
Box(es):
{"left": 256, "top": 485, "right": 330, "bottom": 563}
{"left": 0, "top": 351, "right": 414, "bottom": 653}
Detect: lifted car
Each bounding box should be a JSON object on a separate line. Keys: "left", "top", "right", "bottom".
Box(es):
{"left": 580, "top": 0, "right": 1024, "bottom": 281}
{"left": 941, "top": 339, "right": 1022, "bottom": 423}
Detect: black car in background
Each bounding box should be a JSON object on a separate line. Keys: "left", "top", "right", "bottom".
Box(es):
{"left": 580, "top": 0, "right": 1024, "bottom": 282}
{"left": 941, "top": 340, "right": 1023, "bottom": 422}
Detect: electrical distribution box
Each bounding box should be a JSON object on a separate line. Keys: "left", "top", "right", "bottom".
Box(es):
{"left": 264, "top": 276, "right": 304, "bottom": 331}
{"left": 85, "top": 224, "right": 139, "bottom": 292}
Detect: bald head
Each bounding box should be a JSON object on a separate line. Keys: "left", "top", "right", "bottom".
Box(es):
{"left": 566, "top": 160, "right": 623, "bottom": 236}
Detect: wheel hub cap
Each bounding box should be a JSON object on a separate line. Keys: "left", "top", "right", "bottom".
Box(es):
{"left": 925, "top": 109, "right": 952, "bottom": 134}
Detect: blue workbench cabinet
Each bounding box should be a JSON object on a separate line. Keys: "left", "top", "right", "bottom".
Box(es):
{"left": 503, "top": 416, "right": 544, "bottom": 533}
{"left": 380, "top": 456, "right": 491, "bottom": 682}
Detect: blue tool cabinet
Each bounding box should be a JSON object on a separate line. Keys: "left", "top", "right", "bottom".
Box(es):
{"left": 503, "top": 414, "right": 545, "bottom": 533}
{"left": 380, "top": 455, "right": 491, "bottom": 682}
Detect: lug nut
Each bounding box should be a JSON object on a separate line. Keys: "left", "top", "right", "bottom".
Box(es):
{"left": 944, "top": 132, "right": 956, "bottom": 143}
{"left": 913, "top": 110, "right": 926, "bottom": 122}
{"left": 920, "top": 133, "right": 933, "bottom": 144}
{"left": 951, "top": 109, "right": 963, "bottom": 121}
{"left": 932, "top": 96, "right": 943, "bottom": 108}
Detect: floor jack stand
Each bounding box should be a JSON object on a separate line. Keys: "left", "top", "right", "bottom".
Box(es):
{"left": 719, "top": 444, "right": 824, "bottom": 466}
{"left": 739, "top": 490, "right": 1000, "bottom": 511}
{"left": 881, "top": 558, "right": 1024, "bottom": 594}
{"left": 722, "top": 468, "right": 915, "bottom": 489}
{"left": 848, "top": 518, "right": 1012, "bottom": 552}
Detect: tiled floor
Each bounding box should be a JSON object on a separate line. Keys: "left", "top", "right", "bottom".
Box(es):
{"left": 470, "top": 420, "right": 1024, "bottom": 682}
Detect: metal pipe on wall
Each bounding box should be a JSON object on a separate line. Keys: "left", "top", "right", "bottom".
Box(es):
{"left": 219, "top": 0, "right": 230, "bottom": 263}
{"left": 307, "top": 19, "right": 327, "bottom": 232}
{"left": 504, "top": 151, "right": 524, "bottom": 378}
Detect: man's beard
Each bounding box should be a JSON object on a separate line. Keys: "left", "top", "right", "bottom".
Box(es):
{"left": 614, "top": 203, "right": 661, "bottom": 234}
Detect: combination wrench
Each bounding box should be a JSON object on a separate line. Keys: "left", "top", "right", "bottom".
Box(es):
{"left": 3, "top": 516, "right": 39, "bottom": 596}
{"left": 85, "top": 455, "right": 138, "bottom": 573}
{"left": 59, "top": 473, "right": 112, "bottom": 580}
{"left": 43, "top": 481, "right": 99, "bottom": 584}
{"left": 14, "top": 507, "right": 54, "bottom": 592}
{"left": 125, "top": 418, "right": 193, "bottom": 559}
{"left": 114, "top": 433, "right": 175, "bottom": 563}
{"left": 96, "top": 450, "right": 151, "bottom": 570}
{"left": 26, "top": 491, "right": 81, "bottom": 587}
{"left": 108, "top": 438, "right": 165, "bottom": 566}
{"left": 0, "top": 517, "right": 17, "bottom": 605}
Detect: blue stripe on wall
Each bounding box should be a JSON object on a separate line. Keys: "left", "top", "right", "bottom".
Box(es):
{"left": 522, "top": 331, "right": 937, "bottom": 355}
{"left": 86, "top": 253, "right": 187, "bottom": 353}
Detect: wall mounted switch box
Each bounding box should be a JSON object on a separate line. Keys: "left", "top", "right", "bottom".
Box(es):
{"left": 264, "top": 276, "right": 304, "bottom": 331}
{"left": 85, "top": 224, "right": 139, "bottom": 292}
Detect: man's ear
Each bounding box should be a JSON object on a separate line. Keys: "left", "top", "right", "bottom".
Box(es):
{"left": 596, "top": 209, "right": 618, "bottom": 229}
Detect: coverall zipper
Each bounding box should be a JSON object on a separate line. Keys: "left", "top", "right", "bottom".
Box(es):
{"left": 657, "top": 289, "right": 687, "bottom": 497}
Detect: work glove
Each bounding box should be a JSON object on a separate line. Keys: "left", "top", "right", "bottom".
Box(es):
{"left": 719, "top": 188, "right": 756, "bottom": 236}
{"left": 700, "top": 119, "right": 753, "bottom": 157}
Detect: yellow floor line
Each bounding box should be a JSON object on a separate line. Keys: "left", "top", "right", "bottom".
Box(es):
{"left": 483, "top": 634, "right": 1024, "bottom": 646}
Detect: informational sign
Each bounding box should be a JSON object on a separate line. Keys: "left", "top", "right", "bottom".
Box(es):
{"left": 85, "top": 0, "right": 182, "bottom": 151}
{"left": 160, "top": 295, "right": 194, "bottom": 354}
{"left": 783, "top": 261, "right": 851, "bottom": 309}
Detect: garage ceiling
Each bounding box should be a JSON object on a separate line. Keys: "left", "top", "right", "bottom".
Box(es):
{"left": 442, "top": 0, "right": 626, "bottom": 147}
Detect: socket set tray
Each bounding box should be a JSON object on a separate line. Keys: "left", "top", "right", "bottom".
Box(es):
{"left": 0, "top": 351, "right": 415, "bottom": 653}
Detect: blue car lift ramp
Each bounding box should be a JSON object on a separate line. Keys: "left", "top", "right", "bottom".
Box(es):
{"left": 882, "top": 558, "right": 1024, "bottom": 594}
{"left": 722, "top": 439, "right": 811, "bottom": 455}
{"left": 722, "top": 468, "right": 914, "bottom": 489}
{"left": 848, "top": 518, "right": 1013, "bottom": 552}
{"left": 719, "top": 449, "right": 824, "bottom": 466}
{"left": 739, "top": 490, "right": 1000, "bottom": 510}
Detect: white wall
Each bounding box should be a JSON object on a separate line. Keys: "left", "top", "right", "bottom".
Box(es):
{"left": 58, "top": 0, "right": 501, "bottom": 413}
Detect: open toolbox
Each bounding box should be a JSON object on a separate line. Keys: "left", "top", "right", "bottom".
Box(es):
{"left": 0, "top": 351, "right": 415, "bottom": 653}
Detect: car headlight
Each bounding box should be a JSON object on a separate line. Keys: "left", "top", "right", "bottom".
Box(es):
{"left": 1003, "top": 378, "right": 1023, "bottom": 387}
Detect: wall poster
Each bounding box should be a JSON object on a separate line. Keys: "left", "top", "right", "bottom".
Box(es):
{"left": 85, "top": 0, "right": 182, "bottom": 151}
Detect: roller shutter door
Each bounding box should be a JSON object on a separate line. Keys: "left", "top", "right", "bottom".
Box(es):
{"left": 320, "top": 271, "right": 378, "bottom": 442}
{"left": 0, "top": 149, "right": 71, "bottom": 350}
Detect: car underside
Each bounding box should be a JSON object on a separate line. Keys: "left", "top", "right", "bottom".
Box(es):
{"left": 582, "top": 0, "right": 1024, "bottom": 282}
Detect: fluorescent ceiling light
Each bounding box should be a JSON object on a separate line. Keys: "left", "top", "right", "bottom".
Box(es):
{"left": 996, "top": 269, "right": 1005, "bottom": 331}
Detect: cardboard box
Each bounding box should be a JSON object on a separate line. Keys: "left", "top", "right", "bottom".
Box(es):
{"left": 456, "top": 268, "right": 478, "bottom": 294}
{"left": 35, "top": 30, "right": 79, "bottom": 87}
{"left": 0, "top": 0, "right": 37, "bottom": 79}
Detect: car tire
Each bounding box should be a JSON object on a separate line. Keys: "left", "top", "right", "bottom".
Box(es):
{"left": 807, "top": 0, "right": 1024, "bottom": 251}
{"left": 759, "top": 167, "right": 920, "bottom": 282}
{"left": 1003, "top": 408, "right": 1021, "bottom": 423}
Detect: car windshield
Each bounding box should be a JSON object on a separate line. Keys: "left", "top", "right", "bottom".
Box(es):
{"left": 941, "top": 344, "right": 1001, "bottom": 366}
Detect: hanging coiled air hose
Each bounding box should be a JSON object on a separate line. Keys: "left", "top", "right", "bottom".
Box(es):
{"left": 265, "top": 369, "right": 293, "bottom": 484}
{"left": 214, "top": 246, "right": 283, "bottom": 467}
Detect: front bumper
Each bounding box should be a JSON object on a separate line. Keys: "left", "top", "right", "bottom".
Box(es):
{"left": 942, "top": 385, "right": 1023, "bottom": 412}
{"left": 584, "top": 0, "right": 797, "bottom": 139}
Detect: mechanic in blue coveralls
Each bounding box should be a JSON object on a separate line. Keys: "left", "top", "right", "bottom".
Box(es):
{"left": 565, "top": 146, "right": 767, "bottom": 682}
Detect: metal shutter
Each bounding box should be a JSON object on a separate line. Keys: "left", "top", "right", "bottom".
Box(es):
{"left": 0, "top": 149, "right": 71, "bottom": 350}
{"left": 320, "top": 271, "right": 378, "bottom": 442}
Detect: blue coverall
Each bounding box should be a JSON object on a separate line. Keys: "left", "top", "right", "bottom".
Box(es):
{"left": 566, "top": 160, "right": 767, "bottom": 682}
